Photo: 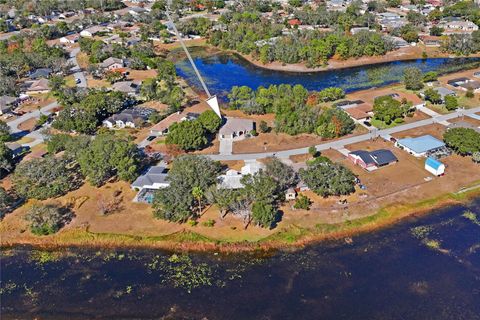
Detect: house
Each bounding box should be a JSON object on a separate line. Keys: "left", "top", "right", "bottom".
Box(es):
{"left": 132, "top": 166, "right": 169, "bottom": 203}
{"left": 458, "top": 80, "right": 480, "bottom": 93}
{"left": 425, "top": 157, "right": 445, "bottom": 176}
{"left": 419, "top": 35, "right": 443, "bottom": 47}
{"left": 386, "top": 35, "right": 409, "bottom": 48}
{"left": 440, "top": 20, "right": 479, "bottom": 34}
{"left": 218, "top": 117, "right": 255, "bottom": 140}
{"left": 59, "top": 34, "right": 79, "bottom": 44}
{"left": 217, "top": 169, "right": 244, "bottom": 189}
{"left": 344, "top": 102, "right": 373, "bottom": 122}
{"left": 103, "top": 109, "right": 147, "bottom": 129}
{"left": 285, "top": 188, "right": 297, "bottom": 201}
{"left": 150, "top": 112, "right": 200, "bottom": 136}
{"left": 111, "top": 81, "right": 140, "bottom": 96}
{"left": 100, "top": 57, "right": 124, "bottom": 70}
{"left": 396, "top": 135, "right": 446, "bottom": 157}
{"left": 334, "top": 100, "right": 365, "bottom": 110}
{"left": 423, "top": 87, "right": 456, "bottom": 102}
{"left": 29, "top": 68, "right": 52, "bottom": 80}
{"left": 23, "top": 78, "right": 50, "bottom": 94}
{"left": 348, "top": 149, "right": 398, "bottom": 171}
{"left": 217, "top": 160, "right": 265, "bottom": 190}
{"left": 351, "top": 27, "right": 371, "bottom": 35}
{"left": 287, "top": 19, "right": 301, "bottom": 28}
{"left": 447, "top": 77, "right": 470, "bottom": 87}
{"left": 128, "top": 7, "right": 148, "bottom": 16}
{"left": 80, "top": 25, "right": 107, "bottom": 37}
{"left": 0, "top": 96, "right": 17, "bottom": 115}
{"left": 5, "top": 142, "right": 29, "bottom": 159}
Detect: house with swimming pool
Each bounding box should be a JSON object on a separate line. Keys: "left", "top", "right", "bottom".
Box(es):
{"left": 131, "top": 166, "right": 170, "bottom": 203}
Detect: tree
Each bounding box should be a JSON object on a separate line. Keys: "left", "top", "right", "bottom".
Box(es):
{"left": 251, "top": 201, "right": 276, "bottom": 228}
{"left": 430, "top": 26, "right": 444, "bottom": 36}
{"left": 316, "top": 108, "right": 355, "bottom": 138}
{"left": 0, "top": 142, "right": 14, "bottom": 174}
{"left": 13, "top": 157, "right": 82, "bottom": 200}
{"left": 386, "top": 0, "right": 401, "bottom": 7}
{"left": 197, "top": 110, "right": 222, "bottom": 133}
{"left": 25, "top": 204, "right": 74, "bottom": 235}
{"left": 192, "top": 186, "right": 204, "bottom": 216}
{"left": 444, "top": 95, "right": 459, "bottom": 111}
{"left": 294, "top": 194, "right": 311, "bottom": 210}
{"left": 423, "top": 71, "right": 438, "bottom": 83}
{"left": 0, "top": 120, "right": 10, "bottom": 142}
{"left": 77, "top": 133, "right": 140, "bottom": 186}
{"left": 423, "top": 88, "right": 442, "bottom": 104}
{"left": 153, "top": 155, "right": 221, "bottom": 222}
{"left": 443, "top": 128, "right": 480, "bottom": 156}
{"left": 466, "top": 88, "right": 475, "bottom": 98}
{"left": 49, "top": 74, "right": 65, "bottom": 93}
{"left": 373, "top": 95, "right": 409, "bottom": 124}
{"left": 299, "top": 162, "right": 356, "bottom": 197}
{"left": 264, "top": 157, "right": 298, "bottom": 192}
{"left": 241, "top": 172, "right": 279, "bottom": 205}
{"left": 0, "top": 187, "right": 14, "bottom": 217}
{"left": 259, "top": 120, "right": 269, "bottom": 133}
{"left": 166, "top": 120, "right": 208, "bottom": 151}
{"left": 404, "top": 67, "right": 424, "bottom": 90}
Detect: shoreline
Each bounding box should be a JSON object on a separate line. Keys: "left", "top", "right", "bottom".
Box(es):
{"left": 168, "top": 42, "right": 480, "bottom": 74}
{"left": 2, "top": 186, "right": 479, "bottom": 253}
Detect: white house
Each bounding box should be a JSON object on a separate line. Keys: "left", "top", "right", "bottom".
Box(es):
{"left": 396, "top": 135, "right": 446, "bottom": 157}
{"left": 425, "top": 157, "right": 445, "bottom": 176}
{"left": 219, "top": 117, "right": 255, "bottom": 140}
{"left": 100, "top": 57, "right": 124, "bottom": 70}
{"left": 59, "top": 34, "right": 79, "bottom": 44}
{"left": 131, "top": 166, "right": 169, "bottom": 191}
{"left": 80, "top": 26, "right": 107, "bottom": 37}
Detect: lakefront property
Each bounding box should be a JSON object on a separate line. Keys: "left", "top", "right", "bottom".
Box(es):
{"left": 1, "top": 0, "right": 480, "bottom": 319}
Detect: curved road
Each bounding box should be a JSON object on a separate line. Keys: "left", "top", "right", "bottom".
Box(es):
{"left": 208, "top": 107, "right": 480, "bottom": 161}
{"left": 7, "top": 47, "right": 87, "bottom": 147}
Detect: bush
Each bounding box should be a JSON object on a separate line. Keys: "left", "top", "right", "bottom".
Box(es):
{"left": 259, "top": 120, "right": 269, "bottom": 133}
{"left": 25, "top": 204, "right": 74, "bottom": 235}
{"left": 250, "top": 129, "right": 258, "bottom": 136}
{"left": 294, "top": 194, "right": 311, "bottom": 210}
{"left": 202, "top": 219, "right": 216, "bottom": 227}
{"left": 466, "top": 88, "right": 475, "bottom": 98}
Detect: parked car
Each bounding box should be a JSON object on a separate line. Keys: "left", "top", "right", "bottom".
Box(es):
{"left": 75, "top": 78, "right": 81, "bottom": 84}
{"left": 363, "top": 121, "right": 372, "bottom": 127}
{"left": 146, "top": 136, "right": 156, "bottom": 141}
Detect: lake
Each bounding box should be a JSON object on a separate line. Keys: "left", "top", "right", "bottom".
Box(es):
{"left": 175, "top": 52, "right": 480, "bottom": 96}
{"left": 1, "top": 198, "right": 480, "bottom": 319}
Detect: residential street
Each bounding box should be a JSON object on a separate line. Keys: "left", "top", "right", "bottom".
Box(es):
{"left": 207, "top": 106, "right": 480, "bottom": 161}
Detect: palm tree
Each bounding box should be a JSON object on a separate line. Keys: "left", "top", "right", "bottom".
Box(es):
{"left": 192, "top": 186, "right": 204, "bottom": 216}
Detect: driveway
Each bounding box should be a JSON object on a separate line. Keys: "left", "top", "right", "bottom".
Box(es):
{"left": 219, "top": 138, "right": 233, "bottom": 155}
{"left": 69, "top": 47, "right": 87, "bottom": 88}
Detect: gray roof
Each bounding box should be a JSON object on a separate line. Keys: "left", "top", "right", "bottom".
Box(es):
{"left": 131, "top": 166, "right": 169, "bottom": 189}
{"left": 350, "top": 149, "right": 398, "bottom": 166}
{"left": 433, "top": 87, "right": 455, "bottom": 99}
{"left": 0, "top": 95, "right": 17, "bottom": 108}
{"left": 29, "top": 68, "right": 52, "bottom": 79}
{"left": 219, "top": 117, "right": 254, "bottom": 136}
{"left": 100, "top": 57, "right": 124, "bottom": 68}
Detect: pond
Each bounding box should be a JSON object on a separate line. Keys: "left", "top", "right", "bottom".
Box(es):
{"left": 175, "top": 51, "right": 480, "bottom": 96}
{"left": 1, "top": 198, "right": 480, "bottom": 319}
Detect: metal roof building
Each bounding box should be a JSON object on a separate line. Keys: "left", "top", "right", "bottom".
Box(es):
{"left": 396, "top": 135, "right": 445, "bottom": 157}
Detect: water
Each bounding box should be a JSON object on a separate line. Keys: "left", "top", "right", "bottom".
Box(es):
{"left": 175, "top": 52, "right": 480, "bottom": 96}
{"left": 1, "top": 199, "right": 480, "bottom": 319}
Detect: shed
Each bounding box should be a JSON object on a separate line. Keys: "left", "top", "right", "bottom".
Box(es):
{"left": 425, "top": 157, "right": 445, "bottom": 176}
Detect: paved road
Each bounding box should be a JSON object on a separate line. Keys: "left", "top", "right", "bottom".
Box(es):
{"left": 8, "top": 48, "right": 87, "bottom": 148}
{"left": 69, "top": 47, "right": 87, "bottom": 88}
{"left": 208, "top": 107, "right": 480, "bottom": 161}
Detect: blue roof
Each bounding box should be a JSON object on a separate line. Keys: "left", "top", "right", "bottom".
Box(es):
{"left": 425, "top": 157, "right": 443, "bottom": 170}
{"left": 397, "top": 135, "right": 445, "bottom": 154}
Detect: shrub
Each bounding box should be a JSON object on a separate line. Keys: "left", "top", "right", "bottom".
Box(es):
{"left": 294, "top": 194, "right": 311, "bottom": 210}
{"left": 25, "top": 204, "right": 74, "bottom": 235}
{"left": 202, "top": 219, "right": 216, "bottom": 227}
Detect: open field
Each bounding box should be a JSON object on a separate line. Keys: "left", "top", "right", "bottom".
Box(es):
{"left": 392, "top": 123, "right": 446, "bottom": 140}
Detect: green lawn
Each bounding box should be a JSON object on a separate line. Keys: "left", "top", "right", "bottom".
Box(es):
{"left": 370, "top": 118, "right": 403, "bottom": 129}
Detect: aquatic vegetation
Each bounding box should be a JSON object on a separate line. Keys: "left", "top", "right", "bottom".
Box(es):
{"left": 29, "top": 250, "right": 61, "bottom": 265}
{"left": 164, "top": 254, "right": 213, "bottom": 293}
{"left": 410, "top": 226, "right": 433, "bottom": 239}
{"left": 462, "top": 210, "right": 480, "bottom": 226}
{"left": 423, "top": 239, "right": 441, "bottom": 250}
{"left": 0, "top": 281, "right": 18, "bottom": 295}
